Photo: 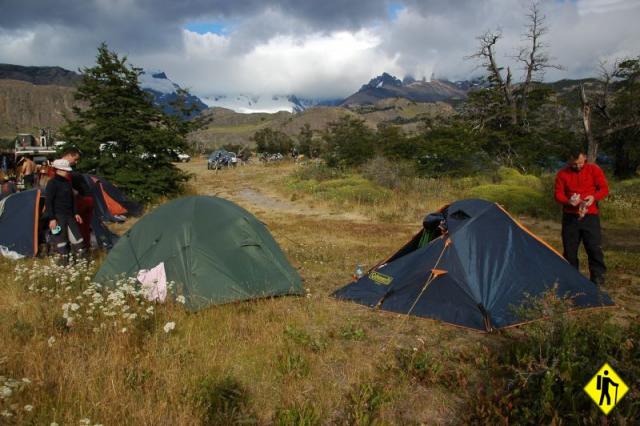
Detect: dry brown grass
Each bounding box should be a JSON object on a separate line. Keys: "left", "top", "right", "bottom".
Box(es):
{"left": 1, "top": 158, "right": 638, "bottom": 424}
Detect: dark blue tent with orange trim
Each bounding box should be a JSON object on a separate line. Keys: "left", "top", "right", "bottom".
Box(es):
{"left": 332, "top": 199, "right": 613, "bottom": 331}
{"left": 0, "top": 185, "right": 120, "bottom": 258}
{"left": 0, "top": 189, "right": 42, "bottom": 257}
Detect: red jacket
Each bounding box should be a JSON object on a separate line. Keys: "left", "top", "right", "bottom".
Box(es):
{"left": 554, "top": 163, "right": 609, "bottom": 215}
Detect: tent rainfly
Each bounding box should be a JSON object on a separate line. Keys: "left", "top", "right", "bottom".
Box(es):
{"left": 94, "top": 195, "right": 303, "bottom": 310}
{"left": 333, "top": 199, "right": 613, "bottom": 331}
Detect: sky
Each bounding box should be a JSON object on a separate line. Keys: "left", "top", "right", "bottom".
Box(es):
{"left": 0, "top": 0, "right": 638, "bottom": 99}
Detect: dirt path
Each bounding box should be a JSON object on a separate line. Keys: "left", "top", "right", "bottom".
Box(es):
{"left": 182, "top": 159, "right": 370, "bottom": 222}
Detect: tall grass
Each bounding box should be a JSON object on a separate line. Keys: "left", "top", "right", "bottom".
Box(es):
{"left": 1, "top": 159, "right": 637, "bottom": 424}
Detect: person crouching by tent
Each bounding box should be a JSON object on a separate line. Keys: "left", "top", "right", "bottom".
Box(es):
{"left": 44, "top": 159, "right": 85, "bottom": 261}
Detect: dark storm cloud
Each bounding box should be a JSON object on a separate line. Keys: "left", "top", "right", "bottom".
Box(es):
{"left": 0, "top": 0, "right": 392, "bottom": 32}
{"left": 0, "top": 0, "right": 638, "bottom": 98}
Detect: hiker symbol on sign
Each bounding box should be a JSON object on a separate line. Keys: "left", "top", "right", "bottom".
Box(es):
{"left": 584, "top": 363, "right": 629, "bottom": 415}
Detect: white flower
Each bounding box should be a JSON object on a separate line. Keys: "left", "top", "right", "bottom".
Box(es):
{"left": 51, "top": 423, "right": 59, "bottom": 426}
{"left": 79, "top": 418, "right": 91, "bottom": 425}
{"left": 1, "top": 410, "right": 12, "bottom": 417}
{"left": 48, "top": 336, "right": 56, "bottom": 347}
{"left": 0, "top": 386, "right": 12, "bottom": 398}
{"left": 176, "top": 295, "right": 186, "bottom": 304}
{"left": 121, "top": 327, "right": 128, "bottom": 333}
{"left": 24, "top": 405, "right": 33, "bottom": 412}
{"left": 145, "top": 306, "right": 154, "bottom": 314}
{"left": 163, "top": 322, "right": 176, "bottom": 333}
{"left": 22, "top": 378, "right": 30, "bottom": 384}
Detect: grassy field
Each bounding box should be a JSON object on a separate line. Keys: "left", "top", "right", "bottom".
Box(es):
{"left": 1, "top": 159, "right": 638, "bottom": 424}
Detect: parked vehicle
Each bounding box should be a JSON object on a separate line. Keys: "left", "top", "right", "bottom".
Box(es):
{"left": 207, "top": 150, "right": 237, "bottom": 170}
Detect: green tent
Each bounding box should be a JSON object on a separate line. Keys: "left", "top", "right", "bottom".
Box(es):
{"left": 94, "top": 196, "right": 303, "bottom": 310}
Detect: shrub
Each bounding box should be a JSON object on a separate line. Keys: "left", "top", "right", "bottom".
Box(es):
{"left": 342, "top": 382, "right": 389, "bottom": 426}
{"left": 314, "top": 177, "right": 391, "bottom": 205}
{"left": 283, "top": 326, "right": 327, "bottom": 352}
{"left": 274, "top": 401, "right": 321, "bottom": 426}
{"left": 361, "top": 157, "right": 417, "bottom": 190}
{"left": 467, "top": 184, "right": 550, "bottom": 217}
{"left": 276, "top": 351, "right": 310, "bottom": 379}
{"left": 323, "top": 115, "right": 375, "bottom": 167}
{"left": 466, "top": 167, "right": 558, "bottom": 219}
{"left": 462, "top": 293, "right": 640, "bottom": 424}
{"left": 194, "top": 375, "right": 256, "bottom": 425}
{"left": 338, "top": 322, "right": 367, "bottom": 341}
{"left": 601, "top": 178, "right": 640, "bottom": 225}
{"left": 294, "top": 162, "right": 345, "bottom": 182}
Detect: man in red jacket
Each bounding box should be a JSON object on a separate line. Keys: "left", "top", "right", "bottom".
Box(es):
{"left": 555, "top": 150, "right": 609, "bottom": 285}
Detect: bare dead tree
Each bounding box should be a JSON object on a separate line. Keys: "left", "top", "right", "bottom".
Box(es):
{"left": 516, "top": 1, "right": 563, "bottom": 123}
{"left": 580, "top": 61, "right": 616, "bottom": 161}
{"left": 467, "top": 30, "right": 517, "bottom": 126}
{"left": 579, "top": 83, "right": 597, "bottom": 161}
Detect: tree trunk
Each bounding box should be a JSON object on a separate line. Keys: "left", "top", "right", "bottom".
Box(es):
{"left": 580, "top": 83, "right": 597, "bottom": 162}
{"left": 504, "top": 67, "right": 517, "bottom": 126}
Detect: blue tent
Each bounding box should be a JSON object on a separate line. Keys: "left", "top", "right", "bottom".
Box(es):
{"left": 0, "top": 189, "right": 42, "bottom": 257}
{"left": 333, "top": 199, "right": 613, "bottom": 331}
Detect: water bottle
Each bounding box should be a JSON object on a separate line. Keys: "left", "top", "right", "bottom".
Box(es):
{"left": 354, "top": 263, "right": 364, "bottom": 280}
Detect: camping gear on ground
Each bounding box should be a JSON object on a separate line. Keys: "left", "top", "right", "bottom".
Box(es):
{"left": 333, "top": 199, "right": 614, "bottom": 331}
{"left": 137, "top": 262, "right": 168, "bottom": 302}
{"left": 94, "top": 195, "right": 303, "bottom": 311}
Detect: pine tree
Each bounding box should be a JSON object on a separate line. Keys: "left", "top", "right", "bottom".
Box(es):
{"left": 61, "top": 43, "right": 190, "bottom": 202}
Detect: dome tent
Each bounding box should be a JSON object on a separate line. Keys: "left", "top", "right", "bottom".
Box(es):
{"left": 94, "top": 196, "right": 303, "bottom": 310}
{"left": 333, "top": 199, "right": 613, "bottom": 331}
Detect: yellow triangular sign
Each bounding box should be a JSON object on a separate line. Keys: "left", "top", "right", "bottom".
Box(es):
{"left": 583, "top": 362, "right": 629, "bottom": 415}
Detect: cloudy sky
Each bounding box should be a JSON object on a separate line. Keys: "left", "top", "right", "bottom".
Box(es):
{"left": 0, "top": 0, "right": 638, "bottom": 99}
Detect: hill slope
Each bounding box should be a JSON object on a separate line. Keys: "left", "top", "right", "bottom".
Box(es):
{"left": 189, "top": 98, "right": 455, "bottom": 148}
{"left": 0, "top": 63, "right": 81, "bottom": 87}
{"left": 0, "top": 79, "right": 75, "bottom": 138}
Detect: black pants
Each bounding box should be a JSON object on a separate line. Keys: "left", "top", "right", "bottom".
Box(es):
{"left": 561, "top": 213, "right": 606, "bottom": 284}
{"left": 23, "top": 174, "right": 35, "bottom": 189}
{"left": 50, "top": 216, "right": 85, "bottom": 256}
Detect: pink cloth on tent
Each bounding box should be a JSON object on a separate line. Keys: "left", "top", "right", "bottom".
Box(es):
{"left": 137, "top": 262, "right": 167, "bottom": 302}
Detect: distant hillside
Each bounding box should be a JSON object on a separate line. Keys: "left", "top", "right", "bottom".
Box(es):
{"left": 341, "top": 73, "right": 468, "bottom": 106}
{"left": 0, "top": 79, "right": 75, "bottom": 138}
{"left": 0, "top": 64, "right": 210, "bottom": 138}
{"left": 189, "top": 97, "right": 454, "bottom": 148}
{"left": 0, "top": 64, "right": 81, "bottom": 87}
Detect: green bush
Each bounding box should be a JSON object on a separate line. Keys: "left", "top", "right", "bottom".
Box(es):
{"left": 467, "top": 184, "right": 551, "bottom": 217}
{"left": 283, "top": 325, "right": 328, "bottom": 352}
{"left": 323, "top": 115, "right": 375, "bottom": 167}
{"left": 293, "top": 162, "right": 345, "bottom": 182}
{"left": 466, "top": 167, "right": 558, "bottom": 219}
{"left": 274, "top": 401, "right": 321, "bottom": 426}
{"left": 496, "top": 166, "right": 544, "bottom": 190}
{"left": 315, "top": 177, "right": 391, "bottom": 205}
{"left": 194, "top": 375, "right": 256, "bottom": 425}
{"left": 361, "top": 157, "right": 417, "bottom": 190}
{"left": 342, "top": 382, "right": 389, "bottom": 426}
{"left": 276, "top": 351, "right": 310, "bottom": 379}
{"left": 601, "top": 178, "right": 640, "bottom": 225}
{"left": 463, "top": 293, "right": 640, "bottom": 424}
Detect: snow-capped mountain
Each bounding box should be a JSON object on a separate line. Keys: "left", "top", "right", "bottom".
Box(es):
{"left": 139, "top": 70, "right": 207, "bottom": 118}
{"left": 340, "top": 72, "right": 469, "bottom": 106}
{"left": 201, "top": 94, "right": 341, "bottom": 114}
